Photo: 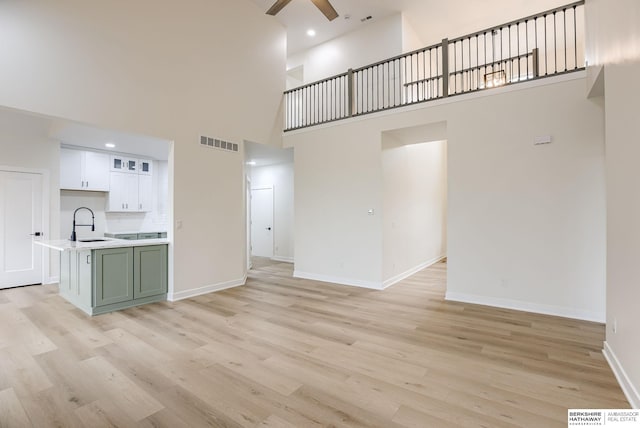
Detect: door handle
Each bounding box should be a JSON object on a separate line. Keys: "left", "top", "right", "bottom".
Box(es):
{"left": 266, "top": 227, "right": 272, "bottom": 231}
{"left": 30, "top": 232, "right": 42, "bottom": 236}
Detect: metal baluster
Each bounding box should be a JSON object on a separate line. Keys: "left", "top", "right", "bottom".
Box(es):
{"left": 544, "top": 14, "right": 548, "bottom": 75}
{"left": 468, "top": 38, "right": 471, "bottom": 91}
{"left": 367, "top": 67, "right": 374, "bottom": 111}
{"left": 453, "top": 41, "right": 457, "bottom": 94}
{"left": 573, "top": 5, "right": 578, "bottom": 69}
{"left": 553, "top": 12, "right": 557, "bottom": 73}
{"left": 475, "top": 35, "right": 478, "bottom": 90}
{"left": 524, "top": 22, "right": 528, "bottom": 79}
{"left": 563, "top": 9, "right": 567, "bottom": 72}
{"left": 436, "top": 45, "right": 440, "bottom": 97}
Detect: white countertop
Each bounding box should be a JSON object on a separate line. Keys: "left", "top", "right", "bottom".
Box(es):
{"left": 104, "top": 230, "right": 167, "bottom": 235}
{"left": 36, "top": 237, "right": 170, "bottom": 252}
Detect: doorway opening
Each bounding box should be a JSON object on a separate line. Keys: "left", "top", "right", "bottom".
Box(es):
{"left": 381, "top": 122, "right": 448, "bottom": 288}
{"left": 244, "top": 141, "right": 294, "bottom": 271}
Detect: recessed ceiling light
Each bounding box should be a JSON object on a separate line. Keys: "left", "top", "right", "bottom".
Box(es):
{"left": 306, "top": 29, "right": 316, "bottom": 37}
{"left": 105, "top": 143, "right": 116, "bottom": 148}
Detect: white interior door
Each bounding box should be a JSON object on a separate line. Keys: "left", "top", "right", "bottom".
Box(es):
{"left": 251, "top": 187, "right": 274, "bottom": 258}
{"left": 0, "top": 170, "right": 43, "bottom": 288}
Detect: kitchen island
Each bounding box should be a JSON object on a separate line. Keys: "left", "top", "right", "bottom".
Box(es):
{"left": 37, "top": 238, "right": 169, "bottom": 315}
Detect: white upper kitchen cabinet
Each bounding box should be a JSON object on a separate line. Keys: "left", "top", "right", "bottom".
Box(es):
{"left": 107, "top": 172, "right": 139, "bottom": 212}
{"left": 138, "top": 175, "right": 153, "bottom": 212}
{"left": 110, "top": 155, "right": 138, "bottom": 173}
{"left": 138, "top": 159, "right": 153, "bottom": 176}
{"left": 60, "top": 148, "right": 110, "bottom": 191}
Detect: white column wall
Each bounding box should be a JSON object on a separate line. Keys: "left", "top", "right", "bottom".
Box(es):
{"left": 292, "top": 128, "right": 384, "bottom": 288}
{"left": 586, "top": 0, "right": 640, "bottom": 409}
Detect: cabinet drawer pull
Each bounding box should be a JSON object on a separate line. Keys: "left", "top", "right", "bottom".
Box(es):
{"left": 86, "top": 255, "right": 91, "bottom": 264}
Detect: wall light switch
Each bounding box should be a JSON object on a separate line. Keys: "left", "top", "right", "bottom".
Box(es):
{"left": 534, "top": 135, "right": 552, "bottom": 145}
{"left": 368, "top": 209, "right": 375, "bottom": 216}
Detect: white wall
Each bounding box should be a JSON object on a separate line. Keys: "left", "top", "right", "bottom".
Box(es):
{"left": 382, "top": 139, "right": 447, "bottom": 286}
{"left": 445, "top": 78, "right": 605, "bottom": 323}
{"left": 0, "top": 108, "right": 60, "bottom": 282}
{"left": 292, "top": 129, "right": 383, "bottom": 288}
{"left": 403, "top": 0, "right": 575, "bottom": 48}
{"left": 0, "top": 0, "right": 286, "bottom": 299}
{"left": 287, "top": 14, "right": 403, "bottom": 84}
{"left": 586, "top": 0, "right": 640, "bottom": 409}
{"left": 60, "top": 191, "right": 107, "bottom": 241}
{"left": 250, "top": 163, "right": 294, "bottom": 262}
{"left": 285, "top": 73, "right": 606, "bottom": 319}
{"left": 401, "top": 13, "right": 424, "bottom": 53}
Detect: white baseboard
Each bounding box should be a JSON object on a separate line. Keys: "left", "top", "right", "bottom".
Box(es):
{"left": 603, "top": 341, "right": 640, "bottom": 409}
{"left": 44, "top": 276, "right": 60, "bottom": 285}
{"left": 271, "top": 256, "right": 294, "bottom": 263}
{"left": 382, "top": 256, "right": 446, "bottom": 289}
{"left": 293, "top": 271, "right": 383, "bottom": 290}
{"left": 168, "top": 275, "right": 246, "bottom": 301}
{"left": 444, "top": 291, "right": 605, "bottom": 323}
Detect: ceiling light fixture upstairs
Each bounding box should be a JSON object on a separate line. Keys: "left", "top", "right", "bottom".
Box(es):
{"left": 306, "top": 29, "right": 316, "bottom": 37}
{"left": 105, "top": 143, "right": 116, "bottom": 148}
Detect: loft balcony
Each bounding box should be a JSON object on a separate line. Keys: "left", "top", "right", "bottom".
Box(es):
{"left": 284, "top": 1, "right": 585, "bottom": 132}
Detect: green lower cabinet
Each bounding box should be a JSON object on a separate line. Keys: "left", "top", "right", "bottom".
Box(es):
{"left": 90, "top": 245, "right": 167, "bottom": 315}
{"left": 93, "top": 247, "right": 134, "bottom": 307}
{"left": 134, "top": 245, "right": 167, "bottom": 299}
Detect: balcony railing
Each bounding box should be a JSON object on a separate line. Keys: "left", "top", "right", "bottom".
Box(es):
{"left": 284, "top": 1, "right": 585, "bottom": 131}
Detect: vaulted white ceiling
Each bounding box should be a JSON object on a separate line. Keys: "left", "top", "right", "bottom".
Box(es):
{"left": 249, "top": 0, "right": 404, "bottom": 54}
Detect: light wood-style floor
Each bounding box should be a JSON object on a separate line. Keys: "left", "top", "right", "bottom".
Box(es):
{"left": 0, "top": 258, "right": 628, "bottom": 427}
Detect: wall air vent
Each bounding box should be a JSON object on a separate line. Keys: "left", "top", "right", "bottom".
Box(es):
{"left": 199, "top": 135, "right": 239, "bottom": 153}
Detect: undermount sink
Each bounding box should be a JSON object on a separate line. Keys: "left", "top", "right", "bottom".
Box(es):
{"left": 78, "top": 238, "right": 109, "bottom": 243}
